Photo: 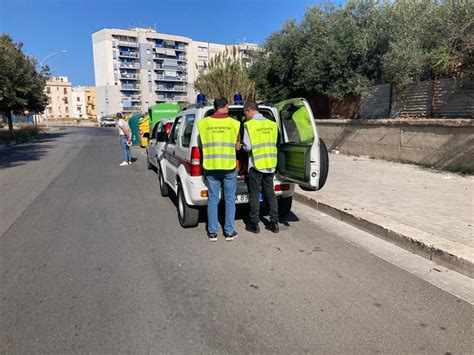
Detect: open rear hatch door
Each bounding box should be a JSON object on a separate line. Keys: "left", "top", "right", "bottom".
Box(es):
{"left": 275, "top": 98, "right": 328, "bottom": 191}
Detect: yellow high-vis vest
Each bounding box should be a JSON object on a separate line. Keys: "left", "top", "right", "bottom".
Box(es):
{"left": 244, "top": 118, "right": 278, "bottom": 170}
{"left": 198, "top": 116, "right": 240, "bottom": 171}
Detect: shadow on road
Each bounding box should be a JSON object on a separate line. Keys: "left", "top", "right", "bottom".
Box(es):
{"left": 165, "top": 186, "right": 301, "bottom": 233}
{"left": 0, "top": 131, "right": 69, "bottom": 169}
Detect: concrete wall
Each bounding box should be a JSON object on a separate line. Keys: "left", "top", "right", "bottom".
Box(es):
{"left": 316, "top": 119, "right": 474, "bottom": 171}
{"left": 359, "top": 77, "right": 473, "bottom": 119}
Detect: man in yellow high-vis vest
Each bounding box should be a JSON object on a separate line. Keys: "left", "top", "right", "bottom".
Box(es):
{"left": 243, "top": 100, "right": 279, "bottom": 234}
{"left": 197, "top": 97, "right": 241, "bottom": 242}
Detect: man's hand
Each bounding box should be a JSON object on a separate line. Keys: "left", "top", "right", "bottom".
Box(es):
{"left": 235, "top": 141, "right": 242, "bottom": 151}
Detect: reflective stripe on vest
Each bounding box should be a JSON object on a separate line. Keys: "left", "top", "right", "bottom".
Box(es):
{"left": 244, "top": 118, "right": 278, "bottom": 170}
{"left": 197, "top": 116, "right": 240, "bottom": 170}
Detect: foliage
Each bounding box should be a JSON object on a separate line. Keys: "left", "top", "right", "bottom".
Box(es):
{"left": 0, "top": 126, "right": 43, "bottom": 144}
{"left": 0, "top": 34, "right": 49, "bottom": 130}
{"left": 194, "top": 45, "right": 256, "bottom": 102}
{"left": 249, "top": 0, "right": 474, "bottom": 100}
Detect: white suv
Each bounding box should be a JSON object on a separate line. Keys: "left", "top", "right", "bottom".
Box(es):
{"left": 155, "top": 97, "right": 329, "bottom": 228}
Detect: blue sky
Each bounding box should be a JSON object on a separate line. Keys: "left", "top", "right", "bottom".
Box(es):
{"left": 0, "top": 0, "right": 341, "bottom": 86}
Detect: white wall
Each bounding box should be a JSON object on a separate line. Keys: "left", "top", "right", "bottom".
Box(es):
{"left": 71, "top": 89, "right": 85, "bottom": 118}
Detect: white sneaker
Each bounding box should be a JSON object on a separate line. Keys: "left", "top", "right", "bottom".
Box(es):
{"left": 128, "top": 161, "right": 132, "bottom": 164}
{"left": 119, "top": 161, "right": 128, "bottom": 166}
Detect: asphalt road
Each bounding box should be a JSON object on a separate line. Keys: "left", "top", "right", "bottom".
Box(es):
{"left": 0, "top": 127, "right": 472, "bottom": 353}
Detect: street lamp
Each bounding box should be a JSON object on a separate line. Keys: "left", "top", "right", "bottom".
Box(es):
{"left": 39, "top": 50, "right": 67, "bottom": 68}
{"left": 39, "top": 50, "right": 67, "bottom": 128}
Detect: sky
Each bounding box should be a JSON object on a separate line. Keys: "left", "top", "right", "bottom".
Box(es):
{"left": 0, "top": 0, "right": 341, "bottom": 87}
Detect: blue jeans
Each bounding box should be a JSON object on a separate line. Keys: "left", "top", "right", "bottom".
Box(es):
{"left": 205, "top": 169, "right": 237, "bottom": 235}
{"left": 119, "top": 136, "right": 132, "bottom": 162}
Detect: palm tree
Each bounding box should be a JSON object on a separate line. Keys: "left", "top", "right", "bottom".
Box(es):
{"left": 194, "top": 45, "right": 257, "bottom": 102}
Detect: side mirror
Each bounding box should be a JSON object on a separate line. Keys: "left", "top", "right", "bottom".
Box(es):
{"left": 156, "top": 132, "right": 167, "bottom": 142}
{"left": 143, "top": 132, "right": 150, "bottom": 138}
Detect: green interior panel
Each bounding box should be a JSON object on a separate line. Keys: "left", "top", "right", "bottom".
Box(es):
{"left": 278, "top": 143, "right": 311, "bottom": 181}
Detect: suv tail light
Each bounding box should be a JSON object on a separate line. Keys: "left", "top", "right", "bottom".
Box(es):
{"left": 165, "top": 122, "right": 172, "bottom": 136}
{"left": 190, "top": 147, "right": 201, "bottom": 176}
{"left": 274, "top": 184, "right": 290, "bottom": 192}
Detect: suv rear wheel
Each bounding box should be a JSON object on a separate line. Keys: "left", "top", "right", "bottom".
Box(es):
{"left": 177, "top": 186, "right": 199, "bottom": 228}
{"left": 158, "top": 166, "right": 169, "bottom": 197}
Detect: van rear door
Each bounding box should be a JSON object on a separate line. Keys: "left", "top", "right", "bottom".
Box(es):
{"left": 274, "top": 98, "right": 326, "bottom": 191}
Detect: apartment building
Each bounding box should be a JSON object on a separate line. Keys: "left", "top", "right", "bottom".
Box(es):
{"left": 84, "top": 86, "right": 97, "bottom": 119}
{"left": 44, "top": 76, "right": 72, "bottom": 119}
{"left": 92, "top": 27, "right": 257, "bottom": 116}
{"left": 72, "top": 86, "right": 97, "bottom": 119}
{"left": 72, "top": 87, "right": 86, "bottom": 118}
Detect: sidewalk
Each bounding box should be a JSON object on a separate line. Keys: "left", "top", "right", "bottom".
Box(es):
{"left": 294, "top": 153, "right": 474, "bottom": 278}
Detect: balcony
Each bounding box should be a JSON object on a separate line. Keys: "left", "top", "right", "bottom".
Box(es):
{"left": 122, "top": 95, "right": 141, "bottom": 101}
{"left": 123, "top": 105, "right": 142, "bottom": 111}
{"left": 154, "top": 64, "right": 186, "bottom": 72}
{"left": 121, "top": 84, "right": 141, "bottom": 91}
{"left": 118, "top": 62, "right": 139, "bottom": 69}
{"left": 118, "top": 51, "right": 139, "bottom": 58}
{"left": 153, "top": 55, "right": 187, "bottom": 62}
{"left": 156, "top": 85, "right": 186, "bottom": 92}
{"left": 118, "top": 41, "right": 138, "bottom": 48}
{"left": 120, "top": 73, "right": 140, "bottom": 80}
{"left": 155, "top": 75, "right": 187, "bottom": 82}
{"left": 156, "top": 95, "right": 187, "bottom": 102}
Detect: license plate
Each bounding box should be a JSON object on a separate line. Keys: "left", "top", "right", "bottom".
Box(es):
{"left": 235, "top": 194, "right": 263, "bottom": 202}
{"left": 235, "top": 194, "right": 249, "bottom": 203}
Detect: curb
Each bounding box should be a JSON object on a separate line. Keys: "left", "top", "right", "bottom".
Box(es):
{"left": 294, "top": 192, "right": 474, "bottom": 279}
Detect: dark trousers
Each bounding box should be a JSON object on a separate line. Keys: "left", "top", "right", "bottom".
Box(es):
{"left": 248, "top": 168, "right": 279, "bottom": 224}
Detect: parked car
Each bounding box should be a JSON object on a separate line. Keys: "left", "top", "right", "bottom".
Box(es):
{"left": 155, "top": 97, "right": 329, "bottom": 228}
{"left": 99, "top": 116, "right": 115, "bottom": 127}
{"left": 145, "top": 118, "right": 174, "bottom": 170}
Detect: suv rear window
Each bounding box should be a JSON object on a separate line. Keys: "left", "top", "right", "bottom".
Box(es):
{"left": 181, "top": 114, "right": 195, "bottom": 148}
{"left": 203, "top": 108, "right": 275, "bottom": 123}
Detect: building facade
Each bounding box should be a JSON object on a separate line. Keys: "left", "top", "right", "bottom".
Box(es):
{"left": 72, "top": 87, "right": 86, "bottom": 118}
{"left": 44, "top": 76, "right": 72, "bottom": 119}
{"left": 92, "top": 27, "right": 257, "bottom": 117}
{"left": 84, "top": 87, "right": 97, "bottom": 119}
{"left": 71, "top": 86, "right": 97, "bottom": 119}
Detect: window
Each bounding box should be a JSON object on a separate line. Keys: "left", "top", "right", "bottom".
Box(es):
{"left": 64, "top": 88, "right": 67, "bottom": 95}
{"left": 279, "top": 101, "right": 314, "bottom": 144}
{"left": 65, "top": 107, "right": 69, "bottom": 113}
{"left": 168, "top": 116, "right": 182, "bottom": 144}
{"left": 181, "top": 114, "right": 195, "bottom": 148}
{"left": 151, "top": 124, "right": 159, "bottom": 139}
{"left": 48, "top": 107, "right": 52, "bottom": 114}
{"left": 77, "top": 97, "right": 80, "bottom": 102}
{"left": 64, "top": 97, "right": 68, "bottom": 104}
{"left": 147, "top": 49, "right": 151, "bottom": 55}
{"left": 198, "top": 46, "right": 207, "bottom": 52}
{"left": 46, "top": 87, "right": 51, "bottom": 94}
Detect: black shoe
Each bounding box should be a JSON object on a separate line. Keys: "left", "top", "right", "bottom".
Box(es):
{"left": 208, "top": 233, "right": 218, "bottom": 242}
{"left": 267, "top": 222, "right": 279, "bottom": 233}
{"left": 224, "top": 231, "right": 238, "bottom": 241}
{"left": 246, "top": 222, "right": 260, "bottom": 234}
